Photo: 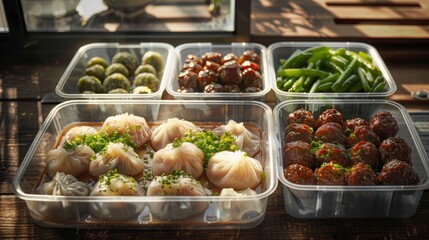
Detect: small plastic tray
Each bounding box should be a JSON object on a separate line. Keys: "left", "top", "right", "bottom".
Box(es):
{"left": 274, "top": 99, "right": 429, "bottom": 218}
{"left": 166, "top": 42, "right": 270, "bottom": 101}
{"left": 268, "top": 42, "right": 397, "bottom": 102}
{"left": 55, "top": 42, "right": 175, "bottom": 99}
{"left": 12, "top": 100, "right": 277, "bottom": 229}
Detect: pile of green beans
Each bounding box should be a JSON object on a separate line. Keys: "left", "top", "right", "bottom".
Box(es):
{"left": 276, "top": 46, "right": 387, "bottom": 93}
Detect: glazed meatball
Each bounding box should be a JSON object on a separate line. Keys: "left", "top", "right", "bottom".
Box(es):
{"left": 284, "top": 164, "right": 316, "bottom": 185}
{"left": 177, "top": 87, "right": 197, "bottom": 93}
{"left": 346, "top": 125, "right": 380, "bottom": 148}
{"left": 350, "top": 141, "right": 381, "bottom": 170}
{"left": 315, "top": 143, "right": 350, "bottom": 167}
{"left": 204, "top": 61, "right": 221, "bottom": 72}
{"left": 241, "top": 60, "right": 260, "bottom": 72}
{"left": 315, "top": 109, "right": 343, "bottom": 129}
{"left": 284, "top": 123, "right": 313, "bottom": 144}
{"left": 223, "top": 84, "right": 240, "bottom": 93}
{"left": 315, "top": 122, "right": 345, "bottom": 145}
{"left": 346, "top": 163, "right": 379, "bottom": 186}
{"left": 217, "top": 61, "right": 242, "bottom": 85}
{"left": 287, "top": 108, "right": 316, "bottom": 128}
{"left": 197, "top": 69, "right": 218, "bottom": 90}
{"left": 283, "top": 141, "right": 314, "bottom": 169}
{"left": 238, "top": 50, "right": 260, "bottom": 64}
{"left": 201, "top": 52, "right": 222, "bottom": 65}
{"left": 378, "top": 136, "right": 412, "bottom": 165}
{"left": 221, "top": 53, "right": 238, "bottom": 65}
{"left": 185, "top": 54, "right": 202, "bottom": 65}
{"left": 182, "top": 61, "right": 203, "bottom": 74}
{"left": 378, "top": 159, "right": 419, "bottom": 185}
{"left": 370, "top": 111, "right": 399, "bottom": 140}
{"left": 203, "top": 82, "right": 224, "bottom": 93}
{"left": 314, "top": 162, "right": 346, "bottom": 185}
{"left": 240, "top": 68, "right": 262, "bottom": 89}
{"left": 178, "top": 70, "right": 198, "bottom": 89}
{"left": 344, "top": 117, "right": 369, "bottom": 136}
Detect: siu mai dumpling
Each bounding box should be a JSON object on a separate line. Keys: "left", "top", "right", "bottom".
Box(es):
{"left": 150, "top": 118, "right": 201, "bottom": 151}
{"left": 46, "top": 145, "right": 95, "bottom": 177}
{"left": 89, "top": 142, "right": 143, "bottom": 177}
{"left": 101, "top": 113, "right": 151, "bottom": 148}
{"left": 212, "top": 120, "right": 260, "bottom": 156}
{"left": 152, "top": 142, "right": 204, "bottom": 179}
{"left": 206, "top": 150, "right": 263, "bottom": 190}
{"left": 146, "top": 171, "right": 208, "bottom": 220}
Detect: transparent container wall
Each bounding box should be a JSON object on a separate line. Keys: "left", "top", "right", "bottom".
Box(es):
{"left": 0, "top": 1, "right": 8, "bottom": 32}
{"left": 21, "top": 0, "right": 234, "bottom": 33}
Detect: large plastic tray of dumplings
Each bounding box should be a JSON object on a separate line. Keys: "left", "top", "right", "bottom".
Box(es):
{"left": 55, "top": 42, "right": 175, "bottom": 99}
{"left": 274, "top": 99, "right": 429, "bottom": 218}
{"left": 12, "top": 100, "right": 277, "bottom": 229}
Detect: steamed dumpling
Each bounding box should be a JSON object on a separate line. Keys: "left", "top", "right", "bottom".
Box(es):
{"left": 218, "top": 188, "right": 263, "bottom": 221}
{"left": 101, "top": 113, "right": 151, "bottom": 148}
{"left": 46, "top": 145, "right": 95, "bottom": 177}
{"left": 89, "top": 142, "right": 143, "bottom": 177}
{"left": 212, "top": 120, "right": 260, "bottom": 156}
{"left": 146, "top": 171, "right": 208, "bottom": 220}
{"left": 150, "top": 118, "right": 201, "bottom": 151}
{"left": 206, "top": 150, "right": 263, "bottom": 190}
{"left": 61, "top": 126, "right": 98, "bottom": 146}
{"left": 152, "top": 142, "right": 204, "bottom": 179}
{"left": 31, "top": 172, "right": 90, "bottom": 219}
{"left": 89, "top": 169, "right": 145, "bottom": 220}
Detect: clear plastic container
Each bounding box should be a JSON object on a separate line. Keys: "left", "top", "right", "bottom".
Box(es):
{"left": 55, "top": 42, "right": 175, "bottom": 99}
{"left": 166, "top": 42, "right": 269, "bottom": 101}
{"left": 12, "top": 100, "right": 277, "bottom": 228}
{"left": 268, "top": 42, "right": 397, "bottom": 102}
{"left": 274, "top": 99, "right": 429, "bottom": 218}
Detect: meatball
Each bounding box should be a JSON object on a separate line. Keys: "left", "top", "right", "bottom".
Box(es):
{"left": 314, "top": 162, "right": 346, "bottom": 185}
{"left": 223, "top": 84, "right": 240, "bottom": 93}
{"left": 343, "top": 117, "right": 369, "bottom": 136}
{"left": 185, "top": 54, "right": 202, "bottom": 65}
{"left": 221, "top": 53, "right": 238, "bottom": 65}
{"left": 177, "top": 70, "right": 198, "bottom": 89}
{"left": 217, "top": 61, "right": 242, "bottom": 85}
{"left": 204, "top": 61, "right": 221, "bottom": 72}
{"left": 105, "top": 63, "right": 129, "bottom": 77}
{"left": 177, "top": 87, "right": 197, "bottom": 93}
{"left": 350, "top": 141, "right": 381, "bottom": 170}
{"left": 345, "top": 125, "right": 380, "bottom": 147}
{"left": 112, "top": 52, "right": 137, "bottom": 73}
{"left": 240, "top": 68, "right": 262, "bottom": 89}
{"left": 243, "top": 86, "right": 261, "bottom": 92}
{"left": 77, "top": 75, "right": 104, "bottom": 93}
{"left": 378, "top": 136, "right": 412, "bottom": 165}
{"left": 142, "top": 51, "right": 164, "bottom": 74}
{"left": 284, "top": 123, "right": 313, "bottom": 144}
{"left": 241, "top": 60, "right": 260, "bottom": 72}
{"left": 182, "top": 61, "right": 203, "bottom": 74}
{"left": 238, "top": 50, "right": 260, "bottom": 64}
{"left": 370, "top": 111, "right": 399, "bottom": 140}
{"left": 315, "top": 143, "right": 350, "bottom": 167}
{"left": 315, "top": 109, "right": 343, "bottom": 129}
{"left": 87, "top": 56, "right": 108, "bottom": 68}
{"left": 378, "top": 159, "right": 419, "bottom": 185}
{"left": 197, "top": 69, "right": 218, "bottom": 90}
{"left": 284, "top": 164, "right": 316, "bottom": 185}
{"left": 103, "top": 73, "right": 130, "bottom": 92}
{"left": 84, "top": 64, "right": 106, "bottom": 81}
{"left": 108, "top": 88, "right": 128, "bottom": 94}
{"left": 133, "top": 73, "right": 160, "bottom": 92}
{"left": 134, "top": 64, "right": 157, "bottom": 76}
{"left": 283, "top": 141, "right": 314, "bottom": 169}
{"left": 287, "top": 108, "right": 316, "bottom": 128}
{"left": 346, "top": 163, "right": 379, "bottom": 186}
{"left": 132, "top": 86, "right": 152, "bottom": 94}
{"left": 315, "top": 122, "right": 345, "bottom": 145}
{"left": 201, "top": 52, "right": 222, "bottom": 65}
{"left": 203, "top": 82, "right": 224, "bottom": 93}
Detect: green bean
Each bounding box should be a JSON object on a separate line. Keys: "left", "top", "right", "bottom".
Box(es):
{"left": 330, "top": 55, "right": 349, "bottom": 68}
{"left": 346, "top": 50, "right": 378, "bottom": 72}
{"left": 349, "top": 80, "right": 363, "bottom": 92}
{"left": 276, "top": 79, "right": 285, "bottom": 89}
{"left": 324, "top": 60, "right": 344, "bottom": 74}
{"left": 357, "top": 67, "right": 371, "bottom": 92}
{"left": 282, "top": 78, "right": 297, "bottom": 91}
{"left": 331, "top": 58, "right": 358, "bottom": 92}
{"left": 307, "top": 50, "right": 328, "bottom": 64}
{"left": 336, "top": 74, "right": 359, "bottom": 92}
{"left": 289, "top": 76, "right": 306, "bottom": 92}
{"left": 317, "top": 81, "right": 334, "bottom": 92}
{"left": 319, "top": 73, "right": 340, "bottom": 85}
{"left": 309, "top": 80, "right": 321, "bottom": 93}
{"left": 372, "top": 81, "right": 386, "bottom": 92}
{"left": 278, "top": 68, "right": 330, "bottom": 78}
{"left": 333, "top": 48, "right": 346, "bottom": 56}
{"left": 358, "top": 51, "right": 372, "bottom": 62}
{"left": 277, "top": 50, "right": 312, "bottom": 70}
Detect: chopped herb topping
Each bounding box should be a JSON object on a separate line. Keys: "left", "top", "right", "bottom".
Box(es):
{"left": 63, "top": 130, "right": 136, "bottom": 153}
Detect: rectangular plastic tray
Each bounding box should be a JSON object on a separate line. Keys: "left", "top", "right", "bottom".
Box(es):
{"left": 268, "top": 42, "right": 397, "bottom": 102}
{"left": 12, "top": 100, "right": 277, "bottom": 229}
{"left": 274, "top": 99, "right": 429, "bottom": 218}
{"left": 166, "top": 42, "right": 269, "bottom": 101}
{"left": 55, "top": 42, "right": 175, "bottom": 99}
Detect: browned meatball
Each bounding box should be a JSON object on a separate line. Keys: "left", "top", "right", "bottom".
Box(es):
{"left": 221, "top": 53, "right": 238, "bottom": 65}
{"left": 201, "top": 52, "right": 222, "bottom": 65}
{"left": 346, "top": 163, "right": 379, "bottom": 186}
{"left": 203, "top": 82, "right": 224, "bottom": 93}
{"left": 284, "top": 164, "right": 317, "bottom": 185}
{"left": 223, "top": 84, "right": 240, "bottom": 93}
{"left": 346, "top": 125, "right": 380, "bottom": 147}
{"left": 284, "top": 123, "right": 313, "bottom": 144}
{"left": 378, "top": 136, "right": 412, "bottom": 165}
{"left": 350, "top": 141, "right": 381, "bottom": 170}
{"left": 370, "top": 111, "right": 399, "bottom": 140}
{"left": 240, "top": 68, "right": 262, "bottom": 89}
{"left": 378, "top": 159, "right": 419, "bottom": 185}
{"left": 315, "top": 122, "right": 345, "bottom": 145}
{"left": 241, "top": 60, "right": 260, "bottom": 72}
{"left": 185, "top": 54, "right": 202, "bottom": 65}
{"left": 177, "top": 87, "right": 197, "bottom": 93}
{"left": 314, "top": 162, "right": 346, "bottom": 185}
{"left": 217, "top": 61, "right": 242, "bottom": 85}
{"left": 178, "top": 70, "right": 198, "bottom": 89}
{"left": 343, "top": 117, "right": 369, "bottom": 136}
{"left": 238, "top": 50, "right": 260, "bottom": 64}
{"left": 197, "top": 69, "right": 218, "bottom": 90}
{"left": 315, "top": 109, "right": 343, "bottom": 129}
{"left": 287, "top": 108, "right": 316, "bottom": 128}
{"left": 204, "top": 61, "right": 221, "bottom": 72}
{"left": 283, "top": 141, "right": 314, "bottom": 169}
{"left": 182, "top": 61, "right": 203, "bottom": 74}
{"left": 243, "top": 86, "right": 261, "bottom": 92}
{"left": 315, "top": 143, "right": 350, "bottom": 167}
